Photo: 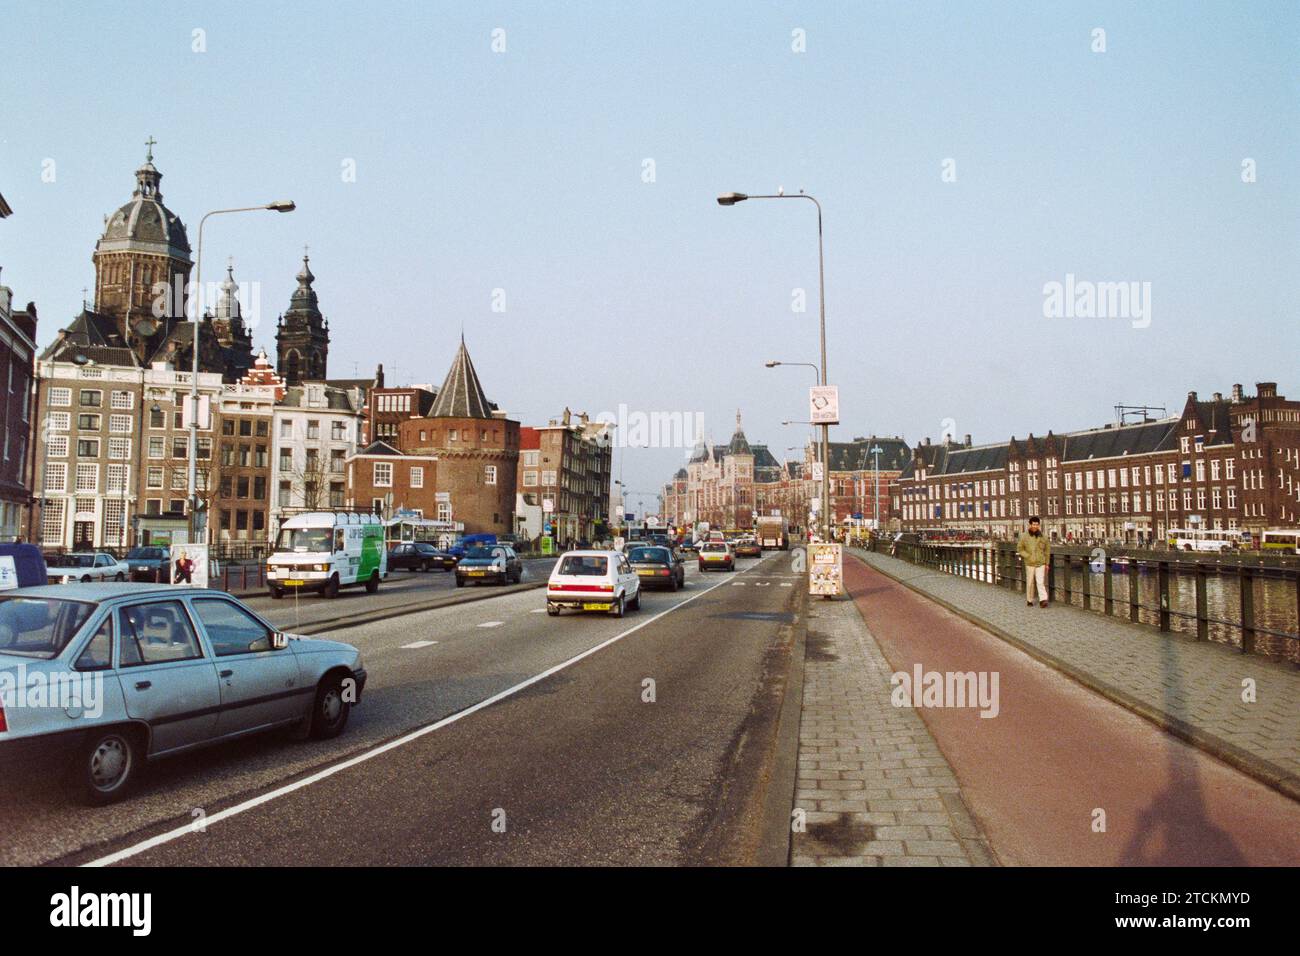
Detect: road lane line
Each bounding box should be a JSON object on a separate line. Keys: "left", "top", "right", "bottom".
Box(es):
{"left": 85, "top": 560, "right": 763, "bottom": 867}
{"left": 477, "top": 621, "right": 504, "bottom": 628}
{"left": 401, "top": 640, "right": 439, "bottom": 649}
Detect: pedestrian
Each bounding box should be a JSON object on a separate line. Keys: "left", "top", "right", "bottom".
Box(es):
{"left": 1017, "top": 515, "right": 1050, "bottom": 608}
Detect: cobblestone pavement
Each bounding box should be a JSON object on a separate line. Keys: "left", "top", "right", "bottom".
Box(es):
{"left": 790, "top": 594, "right": 996, "bottom": 867}
{"left": 854, "top": 549, "right": 1300, "bottom": 799}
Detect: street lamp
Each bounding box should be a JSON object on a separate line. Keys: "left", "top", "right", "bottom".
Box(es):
{"left": 870, "top": 443, "right": 883, "bottom": 531}
{"left": 719, "top": 190, "right": 830, "bottom": 541}
{"left": 189, "top": 201, "right": 295, "bottom": 542}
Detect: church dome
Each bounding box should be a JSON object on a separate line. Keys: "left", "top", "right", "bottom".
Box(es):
{"left": 98, "top": 146, "right": 191, "bottom": 260}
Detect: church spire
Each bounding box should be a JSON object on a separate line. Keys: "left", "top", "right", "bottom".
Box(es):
{"left": 428, "top": 338, "right": 493, "bottom": 419}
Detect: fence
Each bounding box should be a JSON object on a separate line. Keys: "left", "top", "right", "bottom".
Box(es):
{"left": 874, "top": 539, "right": 1300, "bottom": 662}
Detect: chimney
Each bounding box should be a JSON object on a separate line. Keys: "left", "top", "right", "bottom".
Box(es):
{"left": 963, "top": 434, "right": 972, "bottom": 447}
{"left": 923, "top": 436, "right": 931, "bottom": 446}
{"left": 1257, "top": 382, "right": 1277, "bottom": 398}
{"left": 1231, "top": 383, "right": 1243, "bottom": 402}
{"left": 1212, "top": 392, "right": 1222, "bottom": 402}
{"left": 1188, "top": 390, "right": 1197, "bottom": 401}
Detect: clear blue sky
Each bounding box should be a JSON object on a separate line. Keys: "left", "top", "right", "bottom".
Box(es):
{"left": 2, "top": 1, "right": 1295, "bottom": 516}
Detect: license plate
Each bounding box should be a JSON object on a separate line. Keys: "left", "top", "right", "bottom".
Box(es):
{"left": 284, "top": 579, "right": 305, "bottom": 586}
{"left": 469, "top": 570, "right": 486, "bottom": 576}
{"left": 582, "top": 602, "right": 608, "bottom": 611}
{"left": 637, "top": 570, "right": 654, "bottom": 576}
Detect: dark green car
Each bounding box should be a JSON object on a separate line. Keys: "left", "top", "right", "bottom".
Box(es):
{"left": 454, "top": 545, "right": 523, "bottom": 586}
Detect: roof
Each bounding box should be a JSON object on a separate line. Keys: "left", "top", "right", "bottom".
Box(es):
{"left": 278, "top": 384, "right": 358, "bottom": 412}
{"left": 0, "top": 191, "right": 11, "bottom": 218}
{"left": 40, "top": 308, "right": 138, "bottom": 363}
{"left": 1059, "top": 418, "right": 1178, "bottom": 463}
{"left": 14, "top": 583, "right": 206, "bottom": 602}
{"left": 97, "top": 155, "right": 191, "bottom": 260}
{"left": 827, "top": 437, "right": 911, "bottom": 472}
{"left": 355, "top": 440, "right": 403, "bottom": 456}
{"left": 428, "top": 337, "right": 493, "bottom": 419}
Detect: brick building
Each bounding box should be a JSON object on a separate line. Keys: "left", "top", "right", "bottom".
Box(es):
{"left": 522, "top": 410, "right": 613, "bottom": 545}
{"left": 893, "top": 383, "right": 1300, "bottom": 543}
{"left": 0, "top": 270, "right": 37, "bottom": 541}
{"left": 346, "top": 440, "right": 440, "bottom": 517}
{"left": 399, "top": 338, "right": 519, "bottom": 535}
{"left": 367, "top": 369, "right": 437, "bottom": 450}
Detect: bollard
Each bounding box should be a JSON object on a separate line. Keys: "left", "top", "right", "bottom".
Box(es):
{"left": 1082, "top": 555, "right": 1091, "bottom": 611}
{"left": 1104, "top": 558, "right": 1114, "bottom": 616}
{"left": 1128, "top": 561, "right": 1140, "bottom": 624}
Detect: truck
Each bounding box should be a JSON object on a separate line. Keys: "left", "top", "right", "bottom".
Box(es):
{"left": 266, "top": 511, "right": 388, "bottom": 598}
{"left": 757, "top": 515, "right": 789, "bottom": 551}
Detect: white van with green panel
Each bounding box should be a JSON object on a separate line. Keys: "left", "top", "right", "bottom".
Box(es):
{"left": 266, "top": 512, "right": 388, "bottom": 599}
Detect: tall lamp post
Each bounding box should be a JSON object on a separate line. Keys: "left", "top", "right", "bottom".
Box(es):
{"left": 720, "top": 190, "right": 830, "bottom": 541}
{"left": 870, "top": 443, "right": 883, "bottom": 531}
{"left": 189, "top": 201, "right": 295, "bottom": 542}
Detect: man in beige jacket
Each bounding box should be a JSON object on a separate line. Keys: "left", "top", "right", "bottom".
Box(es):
{"left": 1017, "top": 515, "right": 1050, "bottom": 607}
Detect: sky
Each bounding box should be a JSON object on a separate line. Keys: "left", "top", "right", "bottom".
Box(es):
{"left": 2, "top": 0, "right": 1296, "bottom": 518}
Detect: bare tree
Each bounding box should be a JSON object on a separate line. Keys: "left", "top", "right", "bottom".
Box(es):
{"left": 292, "top": 452, "right": 329, "bottom": 511}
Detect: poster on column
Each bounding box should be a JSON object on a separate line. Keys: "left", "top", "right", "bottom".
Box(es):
{"left": 808, "top": 542, "right": 843, "bottom": 597}
{"left": 171, "top": 543, "right": 210, "bottom": 589}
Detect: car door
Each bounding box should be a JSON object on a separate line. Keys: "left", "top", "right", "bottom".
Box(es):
{"left": 96, "top": 554, "right": 112, "bottom": 580}
{"left": 189, "top": 597, "right": 303, "bottom": 737}
{"left": 116, "top": 599, "right": 221, "bottom": 755}
{"left": 618, "top": 555, "right": 638, "bottom": 598}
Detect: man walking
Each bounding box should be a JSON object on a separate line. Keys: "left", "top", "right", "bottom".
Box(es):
{"left": 1017, "top": 515, "right": 1050, "bottom": 607}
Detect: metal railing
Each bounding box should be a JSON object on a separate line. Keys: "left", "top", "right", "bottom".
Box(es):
{"left": 872, "top": 538, "right": 1299, "bottom": 660}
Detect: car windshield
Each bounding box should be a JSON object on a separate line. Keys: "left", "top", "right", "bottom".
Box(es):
{"left": 628, "top": 547, "right": 668, "bottom": 563}
{"left": 53, "top": 554, "right": 97, "bottom": 568}
{"left": 559, "top": 555, "right": 608, "bottom": 576}
{"left": 0, "top": 597, "right": 96, "bottom": 660}
{"left": 276, "top": 528, "right": 331, "bottom": 553}
{"left": 126, "top": 548, "right": 164, "bottom": 560}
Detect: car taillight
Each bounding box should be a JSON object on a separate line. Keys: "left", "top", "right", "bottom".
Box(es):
{"left": 658, "top": 569, "right": 669, "bottom": 575}
{"left": 0, "top": 703, "right": 7, "bottom": 734}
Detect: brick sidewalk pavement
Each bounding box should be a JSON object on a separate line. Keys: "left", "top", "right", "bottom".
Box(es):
{"left": 853, "top": 548, "right": 1300, "bottom": 801}
{"left": 791, "top": 593, "right": 996, "bottom": 866}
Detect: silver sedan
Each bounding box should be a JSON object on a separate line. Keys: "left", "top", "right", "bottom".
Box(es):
{"left": 0, "top": 584, "right": 366, "bottom": 804}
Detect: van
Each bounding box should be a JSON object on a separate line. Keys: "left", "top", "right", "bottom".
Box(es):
{"left": 266, "top": 512, "right": 387, "bottom": 599}
{"left": 0, "top": 543, "right": 47, "bottom": 590}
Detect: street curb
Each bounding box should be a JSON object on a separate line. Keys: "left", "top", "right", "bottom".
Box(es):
{"left": 850, "top": 552, "right": 1300, "bottom": 805}
{"left": 293, "top": 581, "right": 547, "bottom": 636}
{"left": 757, "top": 584, "right": 807, "bottom": 868}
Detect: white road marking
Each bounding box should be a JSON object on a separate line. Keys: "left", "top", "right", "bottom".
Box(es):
{"left": 731, "top": 582, "right": 746, "bottom": 586}
{"left": 86, "top": 560, "right": 760, "bottom": 866}
{"left": 401, "top": 640, "right": 438, "bottom": 649}
{"left": 477, "top": 621, "right": 505, "bottom": 628}
{"left": 530, "top": 608, "right": 546, "bottom": 613}
{"left": 780, "top": 582, "right": 793, "bottom": 587}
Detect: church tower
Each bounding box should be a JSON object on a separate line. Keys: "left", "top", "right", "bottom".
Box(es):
{"left": 212, "top": 259, "right": 255, "bottom": 380}
{"left": 275, "top": 253, "right": 329, "bottom": 385}
{"left": 92, "top": 138, "right": 193, "bottom": 362}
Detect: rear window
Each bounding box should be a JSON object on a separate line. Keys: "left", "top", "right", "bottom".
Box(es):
{"left": 558, "top": 555, "right": 608, "bottom": 576}
{"left": 628, "top": 547, "right": 668, "bottom": 563}
{"left": 703, "top": 543, "right": 727, "bottom": 552}
{"left": 0, "top": 597, "right": 96, "bottom": 659}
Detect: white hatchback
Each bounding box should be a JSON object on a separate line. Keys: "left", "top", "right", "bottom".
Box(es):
{"left": 546, "top": 550, "right": 641, "bottom": 618}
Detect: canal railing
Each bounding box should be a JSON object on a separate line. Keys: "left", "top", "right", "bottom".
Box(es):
{"left": 871, "top": 539, "right": 1299, "bottom": 661}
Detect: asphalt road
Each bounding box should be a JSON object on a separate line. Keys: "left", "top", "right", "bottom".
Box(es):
{"left": 4, "top": 552, "right": 801, "bottom": 866}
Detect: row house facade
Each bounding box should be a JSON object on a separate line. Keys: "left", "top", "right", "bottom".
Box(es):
{"left": 270, "top": 381, "right": 365, "bottom": 537}
{"left": 893, "top": 383, "right": 1300, "bottom": 543}
{"left": 517, "top": 409, "right": 613, "bottom": 545}
{"left": 346, "top": 440, "right": 440, "bottom": 518}
{"left": 0, "top": 273, "right": 37, "bottom": 541}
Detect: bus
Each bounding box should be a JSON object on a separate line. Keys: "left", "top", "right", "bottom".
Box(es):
{"left": 1260, "top": 529, "right": 1300, "bottom": 555}
{"left": 1166, "top": 527, "right": 1251, "bottom": 553}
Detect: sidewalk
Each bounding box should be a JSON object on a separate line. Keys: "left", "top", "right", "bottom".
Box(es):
{"left": 853, "top": 548, "right": 1300, "bottom": 802}
{"left": 790, "top": 593, "right": 996, "bottom": 866}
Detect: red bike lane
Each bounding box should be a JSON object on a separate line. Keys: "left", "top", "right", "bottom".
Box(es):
{"left": 842, "top": 556, "right": 1300, "bottom": 866}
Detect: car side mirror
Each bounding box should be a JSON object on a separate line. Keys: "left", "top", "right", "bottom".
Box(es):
{"left": 270, "top": 631, "right": 289, "bottom": 650}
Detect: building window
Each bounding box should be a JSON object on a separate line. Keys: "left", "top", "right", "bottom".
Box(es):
{"left": 172, "top": 438, "right": 188, "bottom": 458}
{"left": 329, "top": 483, "right": 345, "bottom": 507}
{"left": 104, "top": 499, "right": 125, "bottom": 543}
{"left": 373, "top": 462, "right": 393, "bottom": 487}
{"left": 76, "top": 439, "right": 100, "bottom": 458}
{"left": 484, "top": 465, "right": 497, "bottom": 485}
{"left": 49, "top": 411, "right": 70, "bottom": 431}
{"left": 410, "top": 466, "right": 424, "bottom": 488}
{"left": 331, "top": 421, "right": 346, "bottom": 441}
{"left": 437, "top": 502, "right": 451, "bottom": 522}
{"left": 147, "top": 467, "right": 164, "bottom": 489}
{"left": 77, "top": 413, "right": 101, "bottom": 431}
{"left": 74, "top": 463, "right": 98, "bottom": 493}
{"left": 48, "top": 387, "right": 71, "bottom": 407}
{"left": 41, "top": 499, "right": 65, "bottom": 545}
{"left": 145, "top": 498, "right": 162, "bottom": 517}
{"left": 108, "top": 438, "right": 130, "bottom": 460}
{"left": 523, "top": 470, "right": 537, "bottom": 487}
{"left": 79, "top": 389, "right": 102, "bottom": 407}
{"left": 43, "top": 462, "right": 67, "bottom": 492}
{"left": 307, "top": 420, "right": 320, "bottom": 440}
{"left": 107, "top": 464, "right": 129, "bottom": 494}
{"left": 110, "top": 391, "right": 133, "bottom": 410}
{"left": 280, "top": 419, "right": 293, "bottom": 439}
{"left": 278, "top": 482, "right": 291, "bottom": 507}
{"left": 109, "top": 414, "right": 132, "bottom": 433}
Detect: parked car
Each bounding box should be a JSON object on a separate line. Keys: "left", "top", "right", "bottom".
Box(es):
{"left": 625, "top": 544, "right": 685, "bottom": 591}
{"left": 546, "top": 550, "right": 641, "bottom": 617}
{"left": 698, "top": 541, "right": 735, "bottom": 572}
{"left": 47, "top": 552, "right": 128, "bottom": 584}
{"left": 125, "top": 546, "right": 171, "bottom": 583}
{"left": 454, "top": 545, "right": 523, "bottom": 586}
{"left": 0, "top": 585, "right": 367, "bottom": 804}
{"left": 388, "top": 542, "right": 458, "bottom": 572}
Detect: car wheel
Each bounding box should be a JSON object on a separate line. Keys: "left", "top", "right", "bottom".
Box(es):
{"left": 309, "top": 674, "right": 351, "bottom": 740}
{"left": 323, "top": 574, "right": 340, "bottom": 599}
{"left": 610, "top": 594, "right": 625, "bottom": 618}
{"left": 114, "top": 572, "right": 124, "bottom": 581}
{"left": 669, "top": 575, "right": 678, "bottom": 592}
{"left": 630, "top": 590, "right": 641, "bottom": 610}
{"left": 69, "top": 727, "right": 142, "bottom": 805}
{"left": 546, "top": 602, "right": 560, "bottom": 617}
{"left": 365, "top": 572, "right": 380, "bottom": 594}
{"left": 269, "top": 587, "right": 284, "bottom": 600}
{"left": 455, "top": 576, "right": 465, "bottom": 588}
{"left": 421, "top": 561, "right": 432, "bottom": 572}
{"left": 81, "top": 574, "right": 91, "bottom": 583}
